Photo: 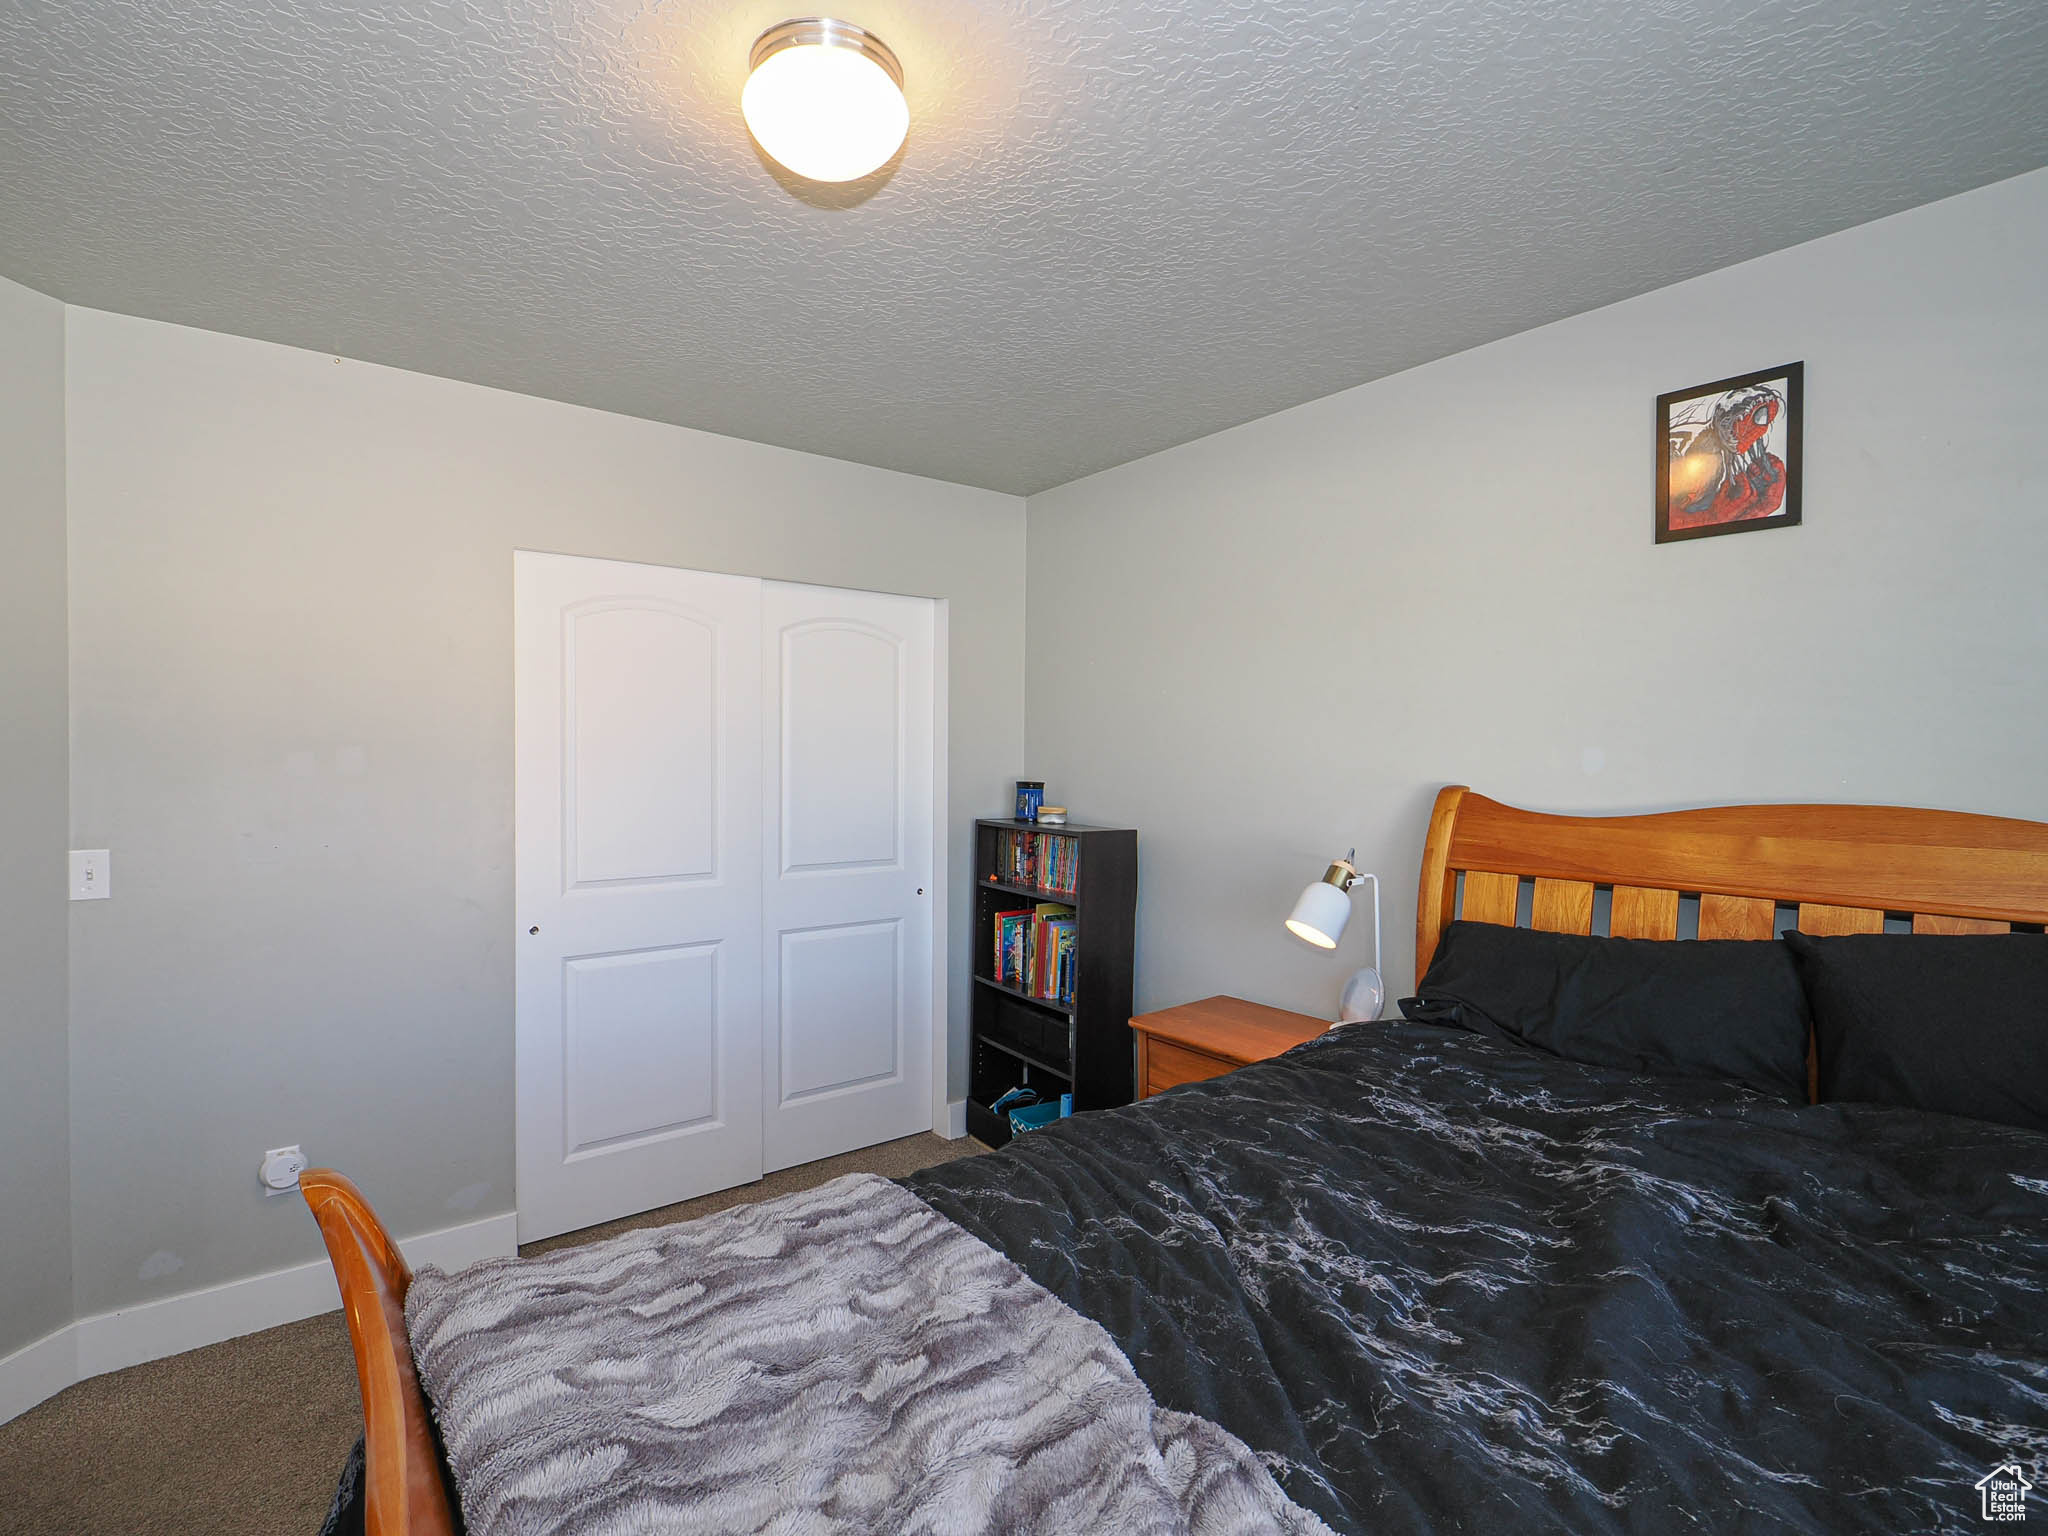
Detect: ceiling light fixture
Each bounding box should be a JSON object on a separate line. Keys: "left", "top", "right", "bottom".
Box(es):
{"left": 742, "top": 18, "right": 907, "bottom": 183}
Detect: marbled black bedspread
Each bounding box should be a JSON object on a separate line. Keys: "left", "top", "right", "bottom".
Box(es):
{"left": 905, "top": 1022, "right": 2048, "bottom": 1534}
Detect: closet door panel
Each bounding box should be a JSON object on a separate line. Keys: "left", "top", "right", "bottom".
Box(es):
{"left": 780, "top": 623, "right": 901, "bottom": 872}
{"left": 761, "top": 582, "right": 935, "bottom": 1172}
{"left": 514, "top": 552, "right": 764, "bottom": 1242}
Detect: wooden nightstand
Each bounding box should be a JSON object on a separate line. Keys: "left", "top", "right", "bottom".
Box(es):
{"left": 1129, "top": 995, "right": 1329, "bottom": 1098}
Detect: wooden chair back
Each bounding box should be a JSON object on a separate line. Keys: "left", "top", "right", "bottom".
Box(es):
{"left": 301, "top": 1170, "right": 459, "bottom": 1536}
{"left": 1416, "top": 786, "right": 2048, "bottom": 1097}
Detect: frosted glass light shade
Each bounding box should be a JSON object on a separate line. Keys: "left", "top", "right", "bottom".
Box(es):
{"left": 742, "top": 21, "right": 908, "bottom": 183}
{"left": 1285, "top": 880, "right": 1351, "bottom": 949}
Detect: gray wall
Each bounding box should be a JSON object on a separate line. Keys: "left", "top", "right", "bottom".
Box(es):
{"left": 64, "top": 309, "right": 1024, "bottom": 1315}
{"left": 0, "top": 275, "right": 71, "bottom": 1356}
{"left": 1024, "top": 167, "right": 2048, "bottom": 1022}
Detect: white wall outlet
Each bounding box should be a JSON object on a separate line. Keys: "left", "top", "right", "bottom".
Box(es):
{"left": 259, "top": 1145, "right": 308, "bottom": 1196}
{"left": 69, "top": 849, "right": 111, "bottom": 901}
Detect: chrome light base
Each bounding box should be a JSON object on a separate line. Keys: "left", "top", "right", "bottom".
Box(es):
{"left": 749, "top": 18, "right": 903, "bottom": 90}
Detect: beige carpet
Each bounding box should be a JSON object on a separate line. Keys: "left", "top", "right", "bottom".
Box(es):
{"left": 0, "top": 1132, "right": 981, "bottom": 1536}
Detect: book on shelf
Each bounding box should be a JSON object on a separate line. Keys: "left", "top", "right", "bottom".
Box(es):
{"left": 993, "top": 828, "right": 1081, "bottom": 895}
{"left": 992, "top": 907, "right": 1031, "bottom": 989}
{"left": 990, "top": 900, "right": 1077, "bottom": 1005}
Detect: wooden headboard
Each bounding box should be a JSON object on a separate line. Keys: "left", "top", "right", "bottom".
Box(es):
{"left": 1417, "top": 785, "right": 2048, "bottom": 979}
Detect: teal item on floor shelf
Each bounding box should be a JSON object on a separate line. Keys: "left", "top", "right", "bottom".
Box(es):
{"left": 1009, "top": 1099, "right": 1064, "bottom": 1135}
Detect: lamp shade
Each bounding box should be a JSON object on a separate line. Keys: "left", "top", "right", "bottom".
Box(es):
{"left": 1285, "top": 879, "right": 1351, "bottom": 949}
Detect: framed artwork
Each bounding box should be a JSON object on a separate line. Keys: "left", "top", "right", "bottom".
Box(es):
{"left": 1655, "top": 361, "right": 1802, "bottom": 543}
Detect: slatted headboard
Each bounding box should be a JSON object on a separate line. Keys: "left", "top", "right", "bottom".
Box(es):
{"left": 1417, "top": 787, "right": 2048, "bottom": 1094}
{"left": 1418, "top": 787, "right": 2048, "bottom": 974}
{"left": 1417, "top": 786, "right": 2048, "bottom": 1097}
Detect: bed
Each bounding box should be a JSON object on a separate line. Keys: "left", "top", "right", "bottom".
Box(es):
{"left": 308, "top": 786, "right": 2048, "bottom": 1534}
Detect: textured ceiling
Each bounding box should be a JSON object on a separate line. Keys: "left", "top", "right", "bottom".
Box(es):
{"left": 2, "top": 2, "right": 2044, "bottom": 495}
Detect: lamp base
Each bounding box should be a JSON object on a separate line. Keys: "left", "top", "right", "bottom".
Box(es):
{"left": 1334, "top": 966, "right": 1385, "bottom": 1025}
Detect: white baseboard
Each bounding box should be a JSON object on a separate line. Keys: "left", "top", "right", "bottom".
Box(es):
{"left": 0, "top": 1325, "right": 77, "bottom": 1427}
{"left": 0, "top": 1209, "right": 516, "bottom": 1427}
{"left": 944, "top": 1098, "right": 967, "bottom": 1139}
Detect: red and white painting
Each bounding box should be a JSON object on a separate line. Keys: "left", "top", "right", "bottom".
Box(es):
{"left": 1655, "top": 362, "right": 1803, "bottom": 543}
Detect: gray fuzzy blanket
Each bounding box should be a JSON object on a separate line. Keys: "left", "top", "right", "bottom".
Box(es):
{"left": 405, "top": 1173, "right": 1331, "bottom": 1536}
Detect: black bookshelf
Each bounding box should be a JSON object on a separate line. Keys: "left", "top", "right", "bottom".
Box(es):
{"left": 968, "top": 818, "right": 1137, "bottom": 1147}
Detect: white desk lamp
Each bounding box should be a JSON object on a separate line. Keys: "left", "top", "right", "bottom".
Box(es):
{"left": 1284, "top": 850, "right": 1384, "bottom": 1024}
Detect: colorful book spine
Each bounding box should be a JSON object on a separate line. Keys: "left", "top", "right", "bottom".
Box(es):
{"left": 1025, "top": 903, "right": 1075, "bottom": 1000}
{"left": 993, "top": 830, "right": 1080, "bottom": 895}
{"left": 1035, "top": 915, "right": 1075, "bottom": 1004}
{"left": 988, "top": 833, "right": 1081, "bottom": 999}
{"left": 993, "top": 908, "right": 1033, "bottom": 986}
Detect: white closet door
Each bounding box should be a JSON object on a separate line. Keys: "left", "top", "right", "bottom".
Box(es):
{"left": 760, "top": 581, "right": 935, "bottom": 1173}
{"left": 514, "top": 552, "right": 764, "bottom": 1242}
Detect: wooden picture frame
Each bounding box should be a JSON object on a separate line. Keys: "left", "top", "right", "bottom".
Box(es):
{"left": 1655, "top": 361, "right": 1803, "bottom": 543}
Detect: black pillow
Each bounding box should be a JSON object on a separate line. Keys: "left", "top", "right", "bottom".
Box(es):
{"left": 1783, "top": 932, "right": 2048, "bottom": 1133}
{"left": 1400, "top": 920, "right": 1811, "bottom": 1102}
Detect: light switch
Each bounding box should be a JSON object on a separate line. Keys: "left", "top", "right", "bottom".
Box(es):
{"left": 70, "top": 849, "right": 110, "bottom": 901}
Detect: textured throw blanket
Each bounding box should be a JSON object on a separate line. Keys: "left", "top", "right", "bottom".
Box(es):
{"left": 405, "top": 1173, "right": 1331, "bottom": 1536}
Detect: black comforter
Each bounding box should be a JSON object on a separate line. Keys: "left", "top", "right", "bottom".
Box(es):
{"left": 906, "top": 1022, "right": 2048, "bottom": 1534}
